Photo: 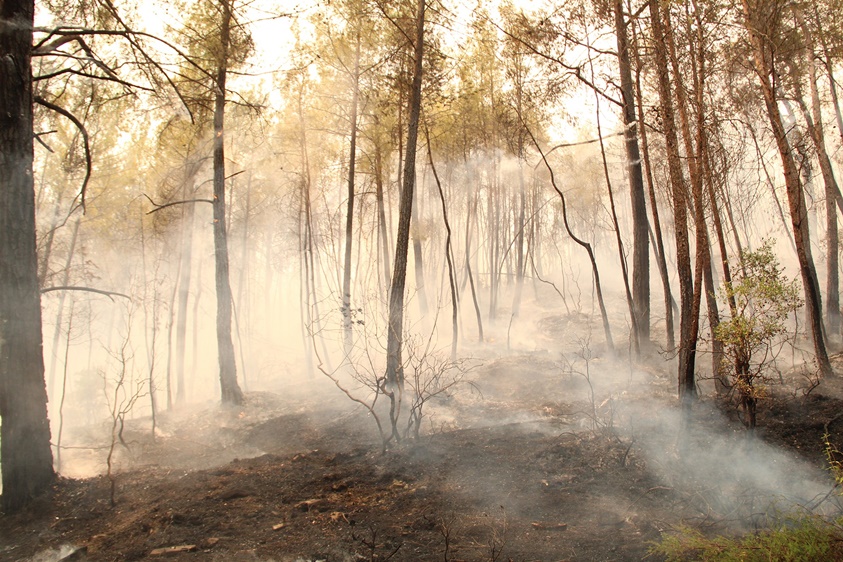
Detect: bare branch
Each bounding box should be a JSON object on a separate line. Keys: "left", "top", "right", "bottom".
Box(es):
{"left": 34, "top": 67, "right": 153, "bottom": 92}
{"left": 41, "top": 286, "right": 131, "bottom": 301}
{"left": 34, "top": 96, "right": 92, "bottom": 212}
{"left": 143, "top": 193, "right": 214, "bottom": 214}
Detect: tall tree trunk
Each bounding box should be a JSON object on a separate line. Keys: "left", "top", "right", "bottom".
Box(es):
{"left": 342, "top": 32, "right": 361, "bottom": 355}
{"left": 175, "top": 173, "right": 196, "bottom": 405}
{"left": 614, "top": 0, "right": 650, "bottom": 347}
{"left": 385, "top": 0, "right": 426, "bottom": 387}
{"left": 0, "top": 0, "right": 56, "bottom": 512}
{"left": 631, "top": 16, "right": 675, "bottom": 351}
{"left": 665, "top": 0, "right": 722, "bottom": 387}
{"left": 797, "top": 13, "right": 841, "bottom": 337}
{"left": 212, "top": 0, "right": 244, "bottom": 405}
{"left": 649, "top": 0, "right": 696, "bottom": 399}
{"left": 740, "top": 0, "right": 832, "bottom": 377}
{"left": 590, "top": 53, "right": 638, "bottom": 356}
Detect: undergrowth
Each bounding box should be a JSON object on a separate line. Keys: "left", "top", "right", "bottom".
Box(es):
{"left": 651, "top": 436, "right": 843, "bottom": 561}
{"left": 650, "top": 517, "right": 843, "bottom": 561}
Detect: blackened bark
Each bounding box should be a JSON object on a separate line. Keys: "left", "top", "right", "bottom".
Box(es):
{"left": 213, "top": 0, "right": 244, "bottom": 405}
{"left": 385, "top": 0, "right": 425, "bottom": 387}
{"left": 631, "top": 19, "right": 676, "bottom": 351}
{"left": 649, "top": 0, "right": 696, "bottom": 399}
{"left": 0, "top": 0, "right": 56, "bottom": 512}
{"left": 614, "top": 0, "right": 649, "bottom": 346}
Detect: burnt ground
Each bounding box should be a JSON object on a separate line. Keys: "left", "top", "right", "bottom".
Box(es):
{"left": 4, "top": 339, "right": 843, "bottom": 561}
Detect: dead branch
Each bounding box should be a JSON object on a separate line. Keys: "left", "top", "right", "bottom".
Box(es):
{"left": 34, "top": 96, "right": 92, "bottom": 211}
{"left": 144, "top": 193, "right": 215, "bottom": 214}
{"left": 41, "top": 286, "right": 131, "bottom": 301}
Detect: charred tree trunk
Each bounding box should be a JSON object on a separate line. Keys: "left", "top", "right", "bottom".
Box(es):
{"left": 631, "top": 17, "right": 675, "bottom": 351}
{"left": 385, "top": 0, "right": 425, "bottom": 388}
{"left": 614, "top": 0, "right": 650, "bottom": 347}
{"left": 0, "top": 0, "right": 56, "bottom": 512}
{"left": 665, "top": 1, "right": 722, "bottom": 388}
{"left": 212, "top": 0, "right": 244, "bottom": 405}
{"left": 649, "top": 0, "right": 696, "bottom": 399}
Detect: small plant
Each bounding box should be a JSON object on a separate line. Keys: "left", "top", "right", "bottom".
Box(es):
{"left": 714, "top": 241, "right": 802, "bottom": 430}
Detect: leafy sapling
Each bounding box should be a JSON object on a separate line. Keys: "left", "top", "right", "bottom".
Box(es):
{"left": 714, "top": 241, "right": 802, "bottom": 430}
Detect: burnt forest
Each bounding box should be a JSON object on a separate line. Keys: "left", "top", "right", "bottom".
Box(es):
{"left": 3, "top": 0, "right": 843, "bottom": 560}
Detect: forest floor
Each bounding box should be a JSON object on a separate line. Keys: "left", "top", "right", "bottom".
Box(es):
{"left": 5, "top": 316, "right": 843, "bottom": 561}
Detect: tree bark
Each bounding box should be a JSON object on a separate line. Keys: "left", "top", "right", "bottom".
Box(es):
{"left": 796, "top": 13, "right": 841, "bottom": 337}
{"left": 649, "top": 0, "right": 696, "bottom": 399}
{"left": 385, "top": 0, "right": 425, "bottom": 387}
{"left": 614, "top": 0, "right": 650, "bottom": 347}
{"left": 631, "top": 18, "right": 675, "bottom": 351}
{"left": 0, "top": 0, "right": 56, "bottom": 512}
{"left": 740, "top": 0, "right": 832, "bottom": 376}
{"left": 212, "top": 0, "right": 244, "bottom": 405}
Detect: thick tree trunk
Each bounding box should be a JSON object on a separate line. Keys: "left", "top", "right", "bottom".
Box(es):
{"left": 614, "top": 0, "right": 649, "bottom": 347}
{"left": 212, "top": 0, "right": 244, "bottom": 405}
{"left": 740, "top": 0, "right": 832, "bottom": 377}
{"left": 385, "top": 0, "right": 425, "bottom": 387}
{"left": 0, "top": 0, "right": 56, "bottom": 512}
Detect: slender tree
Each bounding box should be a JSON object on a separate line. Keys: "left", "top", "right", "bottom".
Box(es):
{"left": 385, "top": 0, "right": 426, "bottom": 388}
{"left": 212, "top": 0, "right": 244, "bottom": 405}
{"left": 739, "top": 0, "right": 833, "bottom": 376}
{"left": 614, "top": 0, "right": 650, "bottom": 348}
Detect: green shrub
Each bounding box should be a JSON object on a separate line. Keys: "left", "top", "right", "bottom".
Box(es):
{"left": 714, "top": 240, "right": 802, "bottom": 429}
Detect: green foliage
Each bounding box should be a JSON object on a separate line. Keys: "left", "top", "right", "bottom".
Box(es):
{"left": 714, "top": 241, "right": 802, "bottom": 427}
{"left": 650, "top": 518, "right": 843, "bottom": 561}
{"left": 714, "top": 241, "right": 802, "bottom": 375}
